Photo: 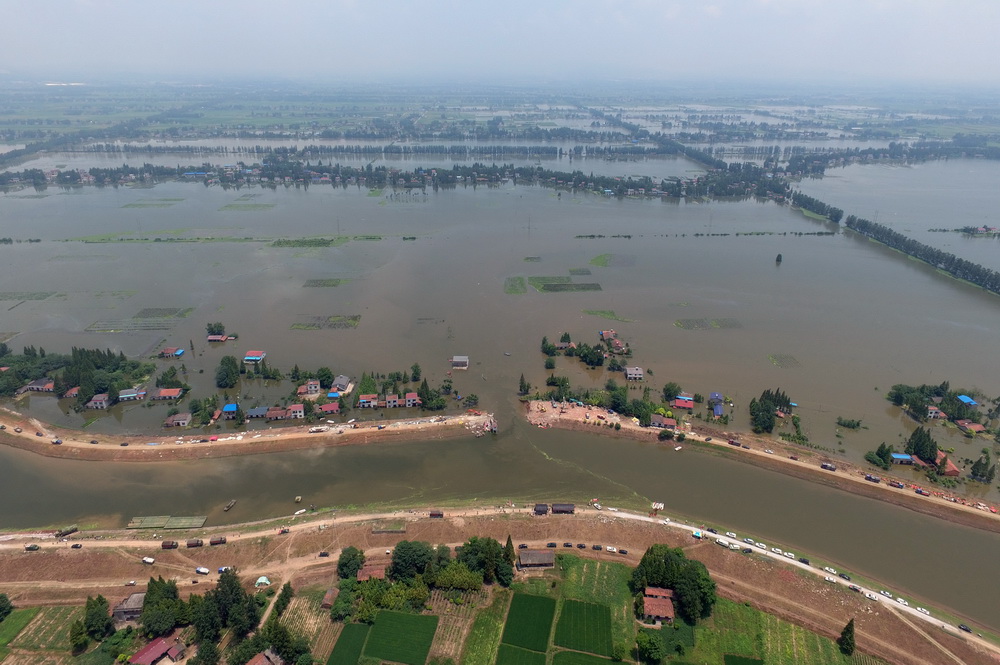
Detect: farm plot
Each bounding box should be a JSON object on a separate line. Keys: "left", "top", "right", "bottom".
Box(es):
{"left": 551, "top": 652, "right": 611, "bottom": 665}
{"left": 326, "top": 623, "right": 369, "bottom": 665}
{"left": 459, "top": 589, "right": 510, "bottom": 665}
{"left": 556, "top": 557, "right": 635, "bottom": 651}
{"left": 426, "top": 589, "right": 487, "bottom": 663}
{"left": 495, "top": 645, "right": 545, "bottom": 665}
{"left": 364, "top": 611, "right": 438, "bottom": 665}
{"left": 0, "top": 608, "right": 41, "bottom": 660}
{"left": 10, "top": 606, "right": 81, "bottom": 652}
{"left": 499, "top": 594, "right": 556, "bottom": 653}
{"left": 553, "top": 600, "right": 612, "bottom": 657}
{"left": 280, "top": 592, "right": 339, "bottom": 659}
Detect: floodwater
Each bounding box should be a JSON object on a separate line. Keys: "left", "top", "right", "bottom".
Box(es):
{"left": 2, "top": 166, "right": 1000, "bottom": 628}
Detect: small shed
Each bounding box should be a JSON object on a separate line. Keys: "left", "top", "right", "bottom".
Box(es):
{"left": 533, "top": 503, "right": 549, "bottom": 516}
{"left": 890, "top": 453, "right": 912, "bottom": 465}
{"left": 320, "top": 588, "right": 339, "bottom": 609}
{"left": 451, "top": 355, "right": 470, "bottom": 369}
{"left": 112, "top": 592, "right": 146, "bottom": 621}
{"left": 429, "top": 510, "right": 444, "bottom": 518}
{"left": 551, "top": 503, "right": 575, "bottom": 514}
{"left": 518, "top": 550, "right": 555, "bottom": 568}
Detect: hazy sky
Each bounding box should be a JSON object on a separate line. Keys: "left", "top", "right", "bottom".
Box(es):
{"left": 3, "top": 0, "right": 998, "bottom": 86}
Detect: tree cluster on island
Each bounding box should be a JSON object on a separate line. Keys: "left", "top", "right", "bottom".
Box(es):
{"left": 887, "top": 381, "right": 987, "bottom": 425}
{"left": 748, "top": 388, "right": 792, "bottom": 434}
{"left": 630, "top": 544, "right": 717, "bottom": 625}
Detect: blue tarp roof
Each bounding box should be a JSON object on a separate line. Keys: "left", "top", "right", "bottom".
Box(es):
{"left": 222, "top": 403, "right": 238, "bottom": 412}
{"left": 958, "top": 395, "right": 978, "bottom": 405}
{"left": 713, "top": 404, "right": 724, "bottom": 416}
{"left": 327, "top": 392, "right": 340, "bottom": 398}
{"left": 173, "top": 349, "right": 185, "bottom": 356}
{"left": 890, "top": 453, "right": 912, "bottom": 460}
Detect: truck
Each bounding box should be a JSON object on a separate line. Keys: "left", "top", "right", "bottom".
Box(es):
{"left": 218, "top": 566, "right": 232, "bottom": 574}
{"left": 24, "top": 544, "right": 40, "bottom": 551}
{"left": 195, "top": 567, "right": 210, "bottom": 575}
{"left": 186, "top": 539, "right": 204, "bottom": 548}
{"left": 209, "top": 536, "right": 227, "bottom": 546}
{"left": 142, "top": 556, "right": 155, "bottom": 564}
{"left": 161, "top": 540, "right": 179, "bottom": 549}
{"left": 820, "top": 462, "right": 837, "bottom": 471}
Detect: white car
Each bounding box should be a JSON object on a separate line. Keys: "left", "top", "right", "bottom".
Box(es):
{"left": 824, "top": 576, "right": 836, "bottom": 583}
{"left": 607, "top": 507, "right": 619, "bottom": 512}
{"left": 754, "top": 542, "right": 766, "bottom": 549}
{"left": 728, "top": 543, "right": 741, "bottom": 551}
{"left": 743, "top": 537, "right": 755, "bottom": 544}
{"left": 606, "top": 546, "right": 617, "bottom": 553}
{"left": 783, "top": 552, "right": 794, "bottom": 559}
{"left": 716, "top": 539, "right": 729, "bottom": 547}
{"left": 661, "top": 519, "right": 671, "bottom": 524}
{"left": 764, "top": 449, "right": 774, "bottom": 454}
{"left": 880, "top": 590, "right": 893, "bottom": 598}
{"left": 896, "top": 597, "right": 909, "bottom": 606}
{"left": 823, "top": 567, "right": 837, "bottom": 575}
{"left": 865, "top": 592, "right": 878, "bottom": 601}
{"left": 725, "top": 531, "right": 737, "bottom": 538}
{"left": 771, "top": 547, "right": 783, "bottom": 555}
{"left": 917, "top": 607, "right": 930, "bottom": 615}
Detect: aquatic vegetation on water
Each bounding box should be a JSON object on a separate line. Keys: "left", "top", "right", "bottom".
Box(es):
{"left": 504, "top": 277, "right": 527, "bottom": 294}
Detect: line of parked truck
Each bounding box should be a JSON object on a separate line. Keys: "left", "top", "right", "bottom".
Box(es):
{"left": 161, "top": 537, "right": 227, "bottom": 549}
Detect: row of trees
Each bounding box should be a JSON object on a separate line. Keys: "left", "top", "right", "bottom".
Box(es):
{"left": 748, "top": 388, "right": 793, "bottom": 434}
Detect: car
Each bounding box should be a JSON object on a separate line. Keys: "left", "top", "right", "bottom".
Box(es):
{"left": 518, "top": 543, "right": 528, "bottom": 549}
{"left": 0, "top": 424, "right": 4, "bottom": 429}
{"left": 607, "top": 507, "right": 618, "bottom": 512}
{"left": 707, "top": 528, "right": 718, "bottom": 534}
{"left": 742, "top": 548, "right": 753, "bottom": 554}
{"left": 823, "top": 567, "right": 837, "bottom": 575}
{"left": 705, "top": 437, "right": 712, "bottom": 441}
{"left": 35, "top": 431, "right": 43, "bottom": 437}
{"left": 71, "top": 543, "right": 83, "bottom": 549}
{"left": 318, "top": 551, "right": 329, "bottom": 557}
{"left": 576, "top": 543, "right": 586, "bottom": 549}
{"left": 592, "top": 544, "right": 602, "bottom": 550}
{"left": 848, "top": 584, "right": 861, "bottom": 592}
{"left": 742, "top": 445, "right": 751, "bottom": 449}
{"left": 839, "top": 573, "right": 852, "bottom": 581}
{"left": 606, "top": 546, "right": 617, "bottom": 553}
{"left": 764, "top": 449, "right": 774, "bottom": 454}
{"left": 89, "top": 439, "right": 99, "bottom": 444}
{"left": 798, "top": 558, "right": 810, "bottom": 565}
{"left": 917, "top": 607, "right": 930, "bottom": 615}
{"left": 789, "top": 455, "right": 799, "bottom": 461}
{"left": 958, "top": 624, "right": 972, "bottom": 633}
{"left": 771, "top": 547, "right": 783, "bottom": 555}
{"left": 661, "top": 518, "right": 671, "bottom": 524}
{"left": 563, "top": 542, "right": 573, "bottom": 548}
{"left": 125, "top": 581, "right": 136, "bottom": 586}
{"left": 385, "top": 549, "right": 391, "bottom": 555}
{"left": 754, "top": 542, "right": 765, "bottom": 549}
{"left": 52, "top": 439, "right": 62, "bottom": 445}
{"left": 14, "top": 427, "right": 22, "bottom": 433}
{"left": 278, "top": 528, "right": 290, "bottom": 534}
{"left": 744, "top": 537, "right": 755, "bottom": 544}
{"left": 195, "top": 567, "right": 210, "bottom": 575}
{"left": 865, "top": 592, "right": 878, "bottom": 600}
{"left": 783, "top": 552, "right": 794, "bottom": 559}
{"left": 879, "top": 590, "right": 893, "bottom": 598}
{"left": 546, "top": 542, "right": 557, "bottom": 548}
{"left": 824, "top": 576, "right": 836, "bottom": 583}
{"left": 896, "top": 597, "right": 909, "bottom": 606}
{"left": 120, "top": 442, "right": 129, "bottom": 446}
{"left": 725, "top": 531, "right": 737, "bottom": 538}
{"left": 619, "top": 549, "right": 628, "bottom": 555}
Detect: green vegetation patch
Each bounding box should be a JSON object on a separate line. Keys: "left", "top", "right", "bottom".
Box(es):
{"left": 292, "top": 315, "right": 362, "bottom": 331}
{"left": 768, "top": 354, "right": 800, "bottom": 369}
{"left": 711, "top": 318, "right": 743, "bottom": 329}
{"left": 569, "top": 268, "right": 592, "bottom": 276}
{"left": 659, "top": 619, "right": 696, "bottom": 654}
{"left": 122, "top": 199, "right": 181, "bottom": 208}
{"left": 353, "top": 235, "right": 382, "bottom": 241}
{"left": 9, "top": 605, "right": 80, "bottom": 652}
{"left": 0, "top": 292, "right": 54, "bottom": 301}
{"left": 495, "top": 645, "right": 546, "bottom": 665}
{"left": 87, "top": 318, "right": 178, "bottom": 332}
{"left": 364, "top": 610, "right": 438, "bottom": 665}
{"left": 0, "top": 607, "right": 41, "bottom": 654}
{"left": 554, "top": 600, "right": 612, "bottom": 656}
{"left": 303, "top": 279, "right": 349, "bottom": 288}
{"left": 550, "top": 652, "right": 611, "bottom": 665}
{"left": 524, "top": 257, "right": 542, "bottom": 262}
{"left": 556, "top": 556, "right": 636, "bottom": 654}
{"left": 589, "top": 254, "right": 612, "bottom": 267}
{"left": 133, "top": 308, "right": 183, "bottom": 319}
{"left": 272, "top": 237, "right": 350, "bottom": 248}
{"left": 220, "top": 203, "right": 276, "bottom": 211}
{"left": 327, "top": 623, "right": 370, "bottom": 665}
{"left": 291, "top": 323, "right": 321, "bottom": 330}
{"left": 589, "top": 254, "right": 636, "bottom": 268}
{"left": 540, "top": 283, "right": 602, "bottom": 292}
{"left": 723, "top": 656, "right": 764, "bottom": 665}
{"left": 461, "top": 590, "right": 510, "bottom": 665}
{"left": 367, "top": 188, "right": 383, "bottom": 197}
{"left": 583, "top": 310, "right": 633, "bottom": 322}
{"left": 500, "top": 593, "right": 556, "bottom": 653}
{"left": 504, "top": 277, "right": 527, "bottom": 295}
{"left": 675, "top": 319, "right": 711, "bottom": 330}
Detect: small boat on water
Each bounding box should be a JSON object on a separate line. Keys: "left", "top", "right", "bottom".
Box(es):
{"left": 504, "top": 352, "right": 511, "bottom": 356}
{"left": 224, "top": 499, "right": 237, "bottom": 512}
{"left": 294, "top": 509, "right": 306, "bottom": 515}
{"left": 294, "top": 495, "right": 302, "bottom": 503}
{"left": 674, "top": 446, "right": 682, "bottom": 451}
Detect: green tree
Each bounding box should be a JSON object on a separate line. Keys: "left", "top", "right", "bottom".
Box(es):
{"left": 192, "top": 640, "right": 220, "bottom": 665}
{"left": 636, "top": 629, "right": 666, "bottom": 664}
{"left": 191, "top": 593, "right": 222, "bottom": 643}
{"left": 338, "top": 546, "right": 366, "bottom": 579}
{"left": 410, "top": 363, "right": 422, "bottom": 382}
{"left": 316, "top": 367, "right": 333, "bottom": 389}
{"left": 837, "top": 618, "right": 856, "bottom": 655}
{"left": 84, "top": 595, "right": 114, "bottom": 639}
{"left": 389, "top": 541, "right": 434, "bottom": 580}
{"left": 215, "top": 356, "right": 240, "bottom": 389}
{"left": 0, "top": 593, "right": 12, "bottom": 622}
{"left": 544, "top": 357, "right": 556, "bottom": 370}
{"left": 69, "top": 619, "right": 89, "bottom": 654}
{"left": 433, "top": 561, "right": 483, "bottom": 591}
{"left": 206, "top": 322, "right": 226, "bottom": 336}
{"left": 518, "top": 374, "right": 530, "bottom": 395}
{"left": 661, "top": 382, "right": 682, "bottom": 402}
{"left": 504, "top": 535, "right": 515, "bottom": 565}
{"left": 457, "top": 536, "right": 512, "bottom": 586}
{"left": 630, "top": 545, "right": 716, "bottom": 624}
{"left": 140, "top": 576, "right": 181, "bottom": 637}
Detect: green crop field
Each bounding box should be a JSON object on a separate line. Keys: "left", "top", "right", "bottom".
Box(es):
{"left": 0, "top": 607, "right": 41, "bottom": 659}
{"left": 460, "top": 589, "right": 510, "bottom": 665}
{"left": 10, "top": 606, "right": 81, "bottom": 652}
{"left": 500, "top": 594, "right": 556, "bottom": 653}
{"left": 553, "top": 600, "right": 612, "bottom": 656}
{"left": 495, "top": 645, "right": 546, "bottom": 665}
{"left": 503, "top": 277, "right": 527, "bottom": 294}
{"left": 551, "top": 652, "right": 611, "bottom": 665}
{"left": 557, "top": 556, "right": 636, "bottom": 651}
{"left": 723, "top": 656, "right": 764, "bottom": 665}
{"left": 326, "top": 623, "right": 370, "bottom": 665}
{"left": 364, "top": 611, "right": 438, "bottom": 665}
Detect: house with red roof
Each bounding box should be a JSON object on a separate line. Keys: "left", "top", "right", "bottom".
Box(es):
{"left": 63, "top": 386, "right": 80, "bottom": 399}
{"left": 357, "top": 394, "right": 378, "bottom": 408}
{"left": 152, "top": 388, "right": 183, "bottom": 400}
{"left": 319, "top": 402, "right": 340, "bottom": 415}
{"left": 956, "top": 419, "right": 986, "bottom": 434}
{"left": 672, "top": 397, "right": 694, "bottom": 410}
{"left": 128, "top": 633, "right": 186, "bottom": 665}
{"left": 286, "top": 404, "right": 305, "bottom": 419}
{"left": 405, "top": 392, "right": 421, "bottom": 407}
{"left": 266, "top": 407, "right": 287, "bottom": 421}
{"left": 935, "top": 450, "right": 960, "bottom": 477}
{"left": 650, "top": 414, "right": 677, "bottom": 430}
{"left": 927, "top": 405, "right": 946, "bottom": 419}
{"left": 642, "top": 587, "right": 675, "bottom": 623}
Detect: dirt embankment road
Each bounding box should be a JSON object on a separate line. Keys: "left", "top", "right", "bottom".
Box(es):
{"left": 524, "top": 400, "right": 1000, "bottom": 534}
{"left": 0, "top": 407, "right": 494, "bottom": 462}
{"left": 1, "top": 509, "right": 997, "bottom": 665}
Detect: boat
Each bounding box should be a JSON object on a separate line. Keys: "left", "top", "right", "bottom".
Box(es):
{"left": 674, "top": 446, "right": 682, "bottom": 451}
{"left": 504, "top": 352, "right": 511, "bottom": 356}
{"left": 294, "top": 495, "right": 302, "bottom": 503}
{"left": 224, "top": 499, "right": 237, "bottom": 512}
{"left": 294, "top": 509, "right": 306, "bottom": 515}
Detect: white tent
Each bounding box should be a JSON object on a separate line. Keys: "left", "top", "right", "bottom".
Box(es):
{"left": 255, "top": 576, "right": 271, "bottom": 587}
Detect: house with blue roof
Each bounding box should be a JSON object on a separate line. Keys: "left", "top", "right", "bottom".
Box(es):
{"left": 957, "top": 395, "right": 978, "bottom": 406}
{"left": 890, "top": 453, "right": 913, "bottom": 465}
{"left": 222, "top": 403, "right": 239, "bottom": 419}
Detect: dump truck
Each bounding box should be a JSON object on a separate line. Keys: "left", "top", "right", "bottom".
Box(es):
{"left": 186, "top": 539, "right": 204, "bottom": 548}
{"left": 209, "top": 536, "right": 227, "bottom": 546}
{"left": 161, "top": 540, "right": 179, "bottom": 549}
